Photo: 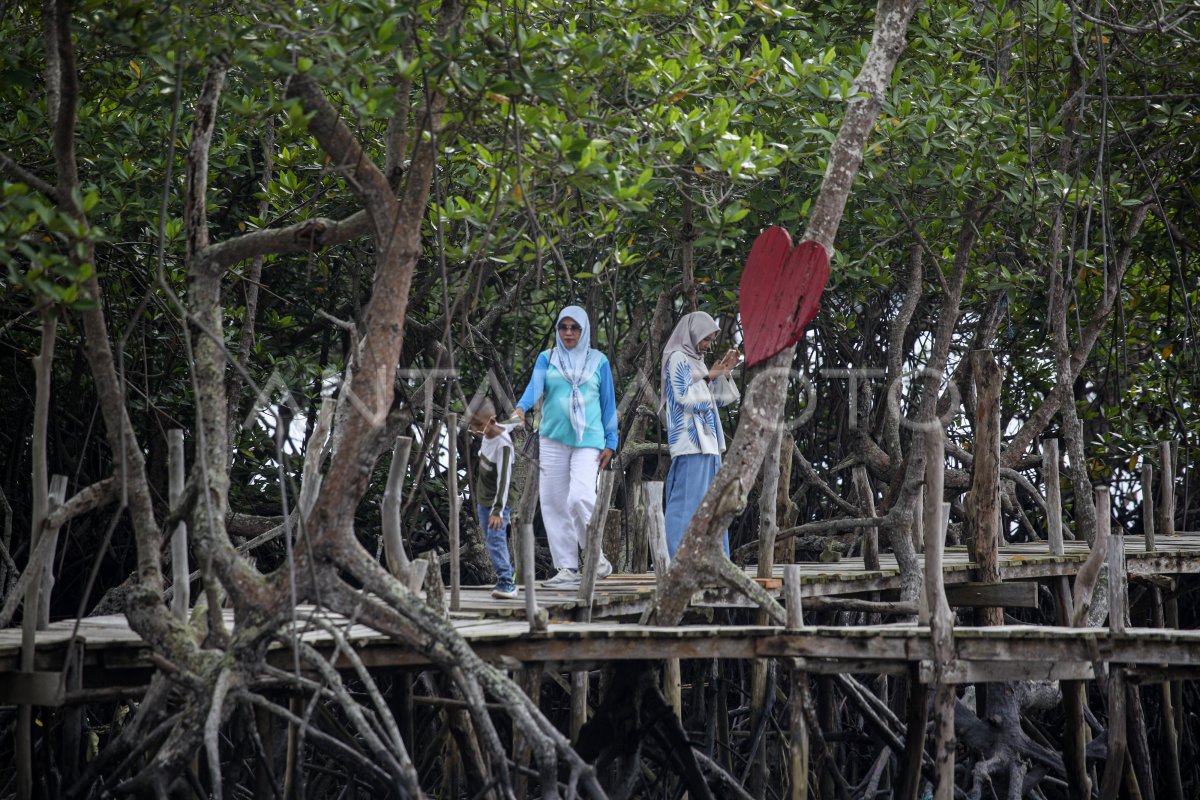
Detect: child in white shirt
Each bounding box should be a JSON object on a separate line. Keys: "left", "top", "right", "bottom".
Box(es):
{"left": 468, "top": 399, "right": 518, "bottom": 599}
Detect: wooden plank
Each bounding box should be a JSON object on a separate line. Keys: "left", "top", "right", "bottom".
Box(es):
{"left": 1125, "top": 666, "right": 1200, "bottom": 684}
{"left": 786, "top": 658, "right": 909, "bottom": 675}
{"left": 918, "top": 660, "right": 1094, "bottom": 684}
{"left": 0, "top": 671, "right": 65, "bottom": 706}
{"left": 944, "top": 581, "right": 1038, "bottom": 609}
{"left": 13, "top": 620, "right": 1200, "bottom": 688}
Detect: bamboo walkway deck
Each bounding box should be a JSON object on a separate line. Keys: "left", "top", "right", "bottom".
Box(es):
{"left": 3, "top": 534, "right": 1199, "bottom": 704}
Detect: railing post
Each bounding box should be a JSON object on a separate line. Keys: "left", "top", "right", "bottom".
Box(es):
{"left": 168, "top": 430, "right": 190, "bottom": 619}
{"left": 577, "top": 470, "right": 616, "bottom": 618}
{"left": 785, "top": 564, "right": 808, "bottom": 800}
{"left": 923, "top": 424, "right": 955, "bottom": 800}
{"left": 447, "top": 413, "right": 460, "bottom": 612}
{"left": 37, "top": 475, "right": 68, "bottom": 629}
{"left": 644, "top": 481, "right": 680, "bottom": 714}
{"left": 1044, "top": 439, "right": 1064, "bottom": 556}
{"left": 1158, "top": 441, "right": 1175, "bottom": 539}
{"left": 1141, "top": 462, "right": 1156, "bottom": 554}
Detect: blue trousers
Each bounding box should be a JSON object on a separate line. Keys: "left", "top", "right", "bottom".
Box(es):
{"left": 477, "top": 505, "right": 514, "bottom": 583}
{"left": 664, "top": 453, "right": 729, "bottom": 559}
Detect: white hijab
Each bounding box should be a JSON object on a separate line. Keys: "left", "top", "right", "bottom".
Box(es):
{"left": 549, "top": 305, "right": 603, "bottom": 444}
{"left": 660, "top": 311, "right": 720, "bottom": 406}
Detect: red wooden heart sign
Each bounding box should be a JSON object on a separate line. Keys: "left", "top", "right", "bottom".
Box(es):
{"left": 738, "top": 226, "right": 830, "bottom": 367}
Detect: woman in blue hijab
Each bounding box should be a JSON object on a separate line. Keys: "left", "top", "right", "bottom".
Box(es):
{"left": 515, "top": 306, "right": 618, "bottom": 588}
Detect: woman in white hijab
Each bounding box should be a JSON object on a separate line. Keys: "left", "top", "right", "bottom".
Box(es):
{"left": 515, "top": 305, "right": 618, "bottom": 588}
{"left": 661, "top": 312, "right": 740, "bottom": 558}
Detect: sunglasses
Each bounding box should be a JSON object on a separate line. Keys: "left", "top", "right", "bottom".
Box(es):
{"left": 557, "top": 323, "right": 582, "bottom": 332}
{"left": 468, "top": 415, "right": 496, "bottom": 435}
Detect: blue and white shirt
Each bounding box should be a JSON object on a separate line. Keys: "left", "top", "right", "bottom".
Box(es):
{"left": 663, "top": 351, "right": 739, "bottom": 457}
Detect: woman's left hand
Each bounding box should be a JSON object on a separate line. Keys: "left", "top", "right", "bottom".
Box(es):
{"left": 598, "top": 448, "right": 614, "bottom": 470}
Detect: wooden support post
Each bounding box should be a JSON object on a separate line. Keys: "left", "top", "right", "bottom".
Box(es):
{"left": 511, "top": 428, "right": 542, "bottom": 631}
{"left": 578, "top": 470, "right": 616, "bottom": 618}
{"left": 784, "top": 564, "right": 804, "bottom": 629}
{"left": 967, "top": 350, "right": 1003, "bottom": 628}
{"left": 1058, "top": 476, "right": 1102, "bottom": 800}
{"left": 663, "top": 658, "right": 683, "bottom": 719}
{"left": 923, "top": 425, "right": 955, "bottom": 800}
{"left": 785, "top": 565, "right": 809, "bottom": 800}
{"left": 382, "top": 436, "right": 414, "bottom": 581}
{"left": 1044, "top": 439, "right": 1065, "bottom": 555}
{"left": 572, "top": 470, "right": 616, "bottom": 744}
{"left": 283, "top": 695, "right": 301, "bottom": 800}
{"left": 967, "top": 351, "right": 1002, "bottom": 721}
{"left": 1158, "top": 439, "right": 1180, "bottom": 750}
{"left": 1107, "top": 534, "right": 1126, "bottom": 635}
{"left": 1100, "top": 667, "right": 1128, "bottom": 800}
{"left": 1045, "top": 439, "right": 1074, "bottom": 623}
{"left": 1157, "top": 596, "right": 1185, "bottom": 800}
{"left": 644, "top": 481, "right": 681, "bottom": 714}
{"left": 716, "top": 659, "right": 731, "bottom": 771}
{"left": 1158, "top": 441, "right": 1175, "bottom": 539}
{"left": 1141, "top": 463, "right": 1156, "bottom": 554}
{"left": 626, "top": 480, "right": 646, "bottom": 573}
{"left": 168, "top": 430, "right": 190, "bottom": 619}
{"left": 570, "top": 670, "right": 588, "bottom": 741}
{"left": 18, "top": 310, "right": 55, "bottom": 800}
{"left": 1062, "top": 677, "right": 1091, "bottom": 800}
{"left": 1096, "top": 486, "right": 1132, "bottom": 799}
{"left": 1161, "top": 442, "right": 1183, "bottom": 739}
{"left": 1125, "top": 682, "right": 1154, "bottom": 800}
{"left": 37, "top": 475, "right": 68, "bottom": 629}
{"left": 255, "top": 702, "right": 275, "bottom": 800}
{"left": 514, "top": 664, "right": 543, "bottom": 799}
{"left": 1070, "top": 515, "right": 1110, "bottom": 793}
{"left": 897, "top": 661, "right": 929, "bottom": 800}
{"left": 751, "top": 431, "right": 782, "bottom": 797}
{"left": 520, "top": 521, "right": 542, "bottom": 632}
{"left": 60, "top": 639, "right": 83, "bottom": 787}
{"left": 1166, "top": 593, "right": 1183, "bottom": 756}
{"left": 853, "top": 465, "right": 880, "bottom": 571}
{"left": 447, "top": 414, "right": 460, "bottom": 612}
{"left": 645, "top": 481, "right": 670, "bottom": 577}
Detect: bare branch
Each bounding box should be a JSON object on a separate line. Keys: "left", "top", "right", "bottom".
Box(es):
{"left": 0, "top": 151, "right": 57, "bottom": 199}
{"left": 285, "top": 74, "right": 397, "bottom": 235}
{"left": 1002, "top": 202, "right": 1153, "bottom": 467}
{"left": 44, "top": 477, "right": 117, "bottom": 529}
{"left": 198, "top": 211, "right": 371, "bottom": 273}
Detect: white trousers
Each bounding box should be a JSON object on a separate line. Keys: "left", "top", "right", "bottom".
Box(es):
{"left": 538, "top": 436, "right": 600, "bottom": 570}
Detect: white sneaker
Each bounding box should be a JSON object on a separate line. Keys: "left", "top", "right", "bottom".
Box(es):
{"left": 542, "top": 568, "right": 581, "bottom": 588}
{"left": 596, "top": 555, "right": 613, "bottom": 579}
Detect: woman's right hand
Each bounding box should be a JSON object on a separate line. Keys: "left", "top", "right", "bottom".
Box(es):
{"left": 708, "top": 349, "right": 739, "bottom": 381}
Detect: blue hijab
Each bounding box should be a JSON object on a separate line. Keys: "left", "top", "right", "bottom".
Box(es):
{"left": 549, "top": 305, "right": 604, "bottom": 444}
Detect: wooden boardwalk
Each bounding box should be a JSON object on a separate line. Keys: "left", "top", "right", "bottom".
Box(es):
{"left": 460, "top": 534, "right": 1200, "bottom": 619}
{"left": 3, "top": 534, "right": 1199, "bottom": 704}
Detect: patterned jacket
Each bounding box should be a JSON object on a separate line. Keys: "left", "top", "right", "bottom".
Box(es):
{"left": 663, "top": 351, "right": 739, "bottom": 457}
